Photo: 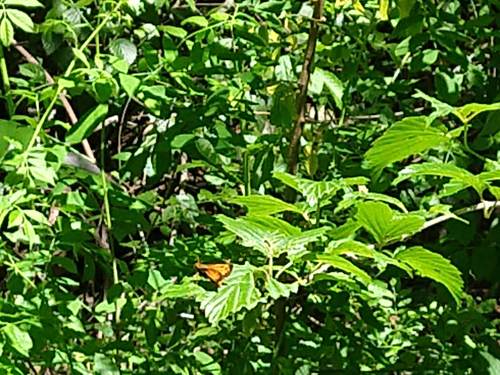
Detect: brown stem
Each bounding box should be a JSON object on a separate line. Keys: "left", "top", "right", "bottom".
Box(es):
{"left": 274, "top": 2, "right": 324, "bottom": 373}
{"left": 13, "top": 41, "right": 96, "bottom": 163}
{"left": 286, "top": 0, "right": 324, "bottom": 175}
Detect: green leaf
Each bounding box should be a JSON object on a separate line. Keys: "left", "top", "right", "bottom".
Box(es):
{"left": 270, "top": 84, "right": 296, "bottom": 127}
{"left": 194, "top": 351, "right": 221, "bottom": 374}
{"left": 6, "top": 9, "right": 34, "bottom": 33}
{"left": 109, "top": 38, "right": 137, "bottom": 65}
{"left": 364, "top": 116, "right": 450, "bottom": 170}
{"left": 181, "top": 16, "right": 209, "bottom": 28}
{"left": 200, "top": 263, "right": 262, "bottom": 324}
{"left": 229, "top": 195, "right": 303, "bottom": 216}
{"left": 119, "top": 73, "right": 141, "bottom": 97}
{"left": 3, "top": 324, "right": 33, "bottom": 357}
{"left": 217, "top": 214, "right": 299, "bottom": 257}
{"left": 357, "top": 202, "right": 424, "bottom": 245}
{"left": 0, "top": 18, "right": 14, "bottom": 46}
{"left": 94, "top": 353, "right": 120, "bottom": 375}
{"left": 66, "top": 104, "right": 108, "bottom": 144}
{"left": 378, "top": 0, "right": 389, "bottom": 20}
{"left": 310, "top": 68, "right": 344, "bottom": 109}
{"left": 273, "top": 172, "right": 367, "bottom": 207}
{"left": 480, "top": 351, "right": 500, "bottom": 375}
{"left": 161, "top": 25, "right": 188, "bottom": 39}
{"left": 336, "top": 191, "right": 408, "bottom": 213}
{"left": 71, "top": 47, "right": 90, "bottom": 68}
{"left": 5, "top": 0, "right": 44, "bottom": 7}
{"left": 395, "top": 247, "right": 463, "bottom": 304}
{"left": 413, "top": 90, "right": 454, "bottom": 119}
{"left": 195, "top": 138, "right": 221, "bottom": 165}
{"left": 266, "top": 278, "right": 299, "bottom": 299}
{"left": 316, "top": 254, "right": 372, "bottom": 284}
{"left": 394, "top": 162, "right": 487, "bottom": 197}
{"left": 453, "top": 102, "right": 500, "bottom": 123}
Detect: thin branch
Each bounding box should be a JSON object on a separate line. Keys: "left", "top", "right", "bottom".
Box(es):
{"left": 13, "top": 41, "right": 96, "bottom": 163}
{"left": 286, "top": 0, "right": 324, "bottom": 175}
{"left": 422, "top": 200, "right": 500, "bottom": 230}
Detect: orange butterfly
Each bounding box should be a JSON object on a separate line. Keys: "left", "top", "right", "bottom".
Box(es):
{"left": 195, "top": 261, "right": 232, "bottom": 287}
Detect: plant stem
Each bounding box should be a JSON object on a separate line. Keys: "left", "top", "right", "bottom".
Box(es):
{"left": 286, "top": 0, "right": 325, "bottom": 176}
{"left": 23, "top": 3, "right": 119, "bottom": 157}
{"left": 0, "top": 44, "right": 15, "bottom": 117}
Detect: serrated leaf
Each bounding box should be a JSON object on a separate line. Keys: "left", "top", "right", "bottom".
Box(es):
{"left": 266, "top": 278, "right": 299, "bottom": 299}
{"left": 0, "top": 18, "right": 14, "bottom": 46}
{"left": 66, "top": 104, "right": 108, "bottom": 144}
{"left": 6, "top": 9, "right": 34, "bottom": 33}
{"left": 200, "top": 263, "right": 261, "bottom": 324}
{"left": 273, "top": 171, "right": 367, "bottom": 207}
{"left": 395, "top": 246, "right": 463, "bottom": 304}
{"left": 453, "top": 102, "right": 500, "bottom": 123}
{"left": 3, "top": 324, "right": 33, "bottom": 357}
{"left": 357, "top": 202, "right": 424, "bottom": 245}
{"left": 394, "top": 162, "right": 486, "bottom": 196}
{"left": 364, "top": 116, "right": 450, "bottom": 170}
{"left": 316, "top": 254, "right": 372, "bottom": 284}
{"left": 229, "top": 195, "right": 303, "bottom": 216}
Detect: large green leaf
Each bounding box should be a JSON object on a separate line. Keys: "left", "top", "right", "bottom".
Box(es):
{"left": 217, "top": 215, "right": 325, "bottom": 258}
{"left": 393, "top": 162, "right": 486, "bottom": 196}
{"left": 229, "top": 195, "right": 303, "bottom": 216}
{"left": 357, "top": 202, "right": 425, "bottom": 245}
{"left": 273, "top": 171, "right": 367, "bottom": 207}
{"left": 200, "top": 263, "right": 262, "bottom": 324}
{"left": 364, "top": 117, "right": 450, "bottom": 170}
{"left": 395, "top": 247, "right": 463, "bottom": 304}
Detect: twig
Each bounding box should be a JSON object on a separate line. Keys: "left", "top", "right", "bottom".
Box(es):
{"left": 422, "top": 200, "right": 500, "bottom": 230}
{"left": 13, "top": 41, "right": 96, "bottom": 163}
{"left": 287, "top": 0, "right": 324, "bottom": 175}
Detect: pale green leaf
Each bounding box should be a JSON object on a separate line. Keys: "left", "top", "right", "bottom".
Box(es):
{"left": 119, "top": 73, "right": 141, "bottom": 97}
{"left": 0, "top": 18, "right": 14, "bottom": 47}
{"left": 3, "top": 324, "right": 33, "bottom": 357}
{"left": 364, "top": 116, "right": 450, "bottom": 170}
{"left": 6, "top": 9, "right": 34, "bottom": 33}
{"left": 454, "top": 102, "right": 500, "bottom": 123}
{"left": 5, "top": 0, "right": 44, "bottom": 7}
{"left": 161, "top": 25, "right": 188, "bottom": 38}
{"left": 395, "top": 246, "right": 463, "bottom": 304}
{"left": 378, "top": 0, "right": 389, "bottom": 20}
{"left": 109, "top": 38, "right": 137, "bottom": 65}
{"left": 200, "top": 263, "right": 262, "bottom": 324}
{"left": 229, "top": 195, "right": 303, "bottom": 216}
{"left": 181, "top": 16, "right": 208, "bottom": 28}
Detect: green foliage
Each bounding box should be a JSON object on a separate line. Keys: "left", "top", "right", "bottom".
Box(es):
{"left": 0, "top": 0, "right": 498, "bottom": 373}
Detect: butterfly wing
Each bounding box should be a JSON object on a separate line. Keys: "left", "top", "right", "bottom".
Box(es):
{"left": 195, "top": 262, "right": 232, "bottom": 287}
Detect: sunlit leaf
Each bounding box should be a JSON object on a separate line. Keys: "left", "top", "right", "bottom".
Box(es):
{"left": 200, "top": 263, "right": 262, "bottom": 324}
{"left": 395, "top": 247, "right": 463, "bottom": 304}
